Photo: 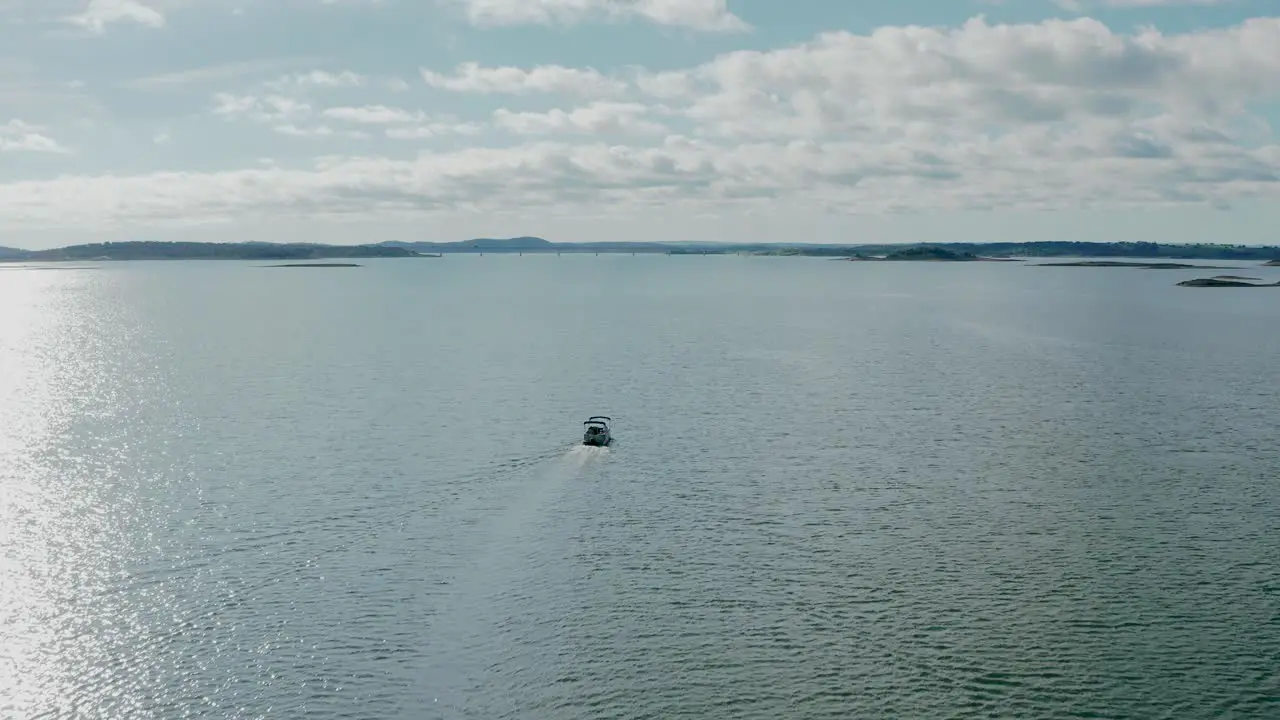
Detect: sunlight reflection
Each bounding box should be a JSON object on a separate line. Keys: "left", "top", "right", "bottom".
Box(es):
{"left": 0, "top": 268, "right": 137, "bottom": 719}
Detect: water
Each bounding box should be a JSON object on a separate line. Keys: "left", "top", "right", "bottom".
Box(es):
{"left": 2, "top": 256, "right": 1278, "bottom": 719}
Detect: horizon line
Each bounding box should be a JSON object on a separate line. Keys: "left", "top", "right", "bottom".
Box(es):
{"left": 6, "top": 238, "right": 1280, "bottom": 252}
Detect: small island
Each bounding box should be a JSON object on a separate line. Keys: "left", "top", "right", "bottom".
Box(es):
{"left": 1266, "top": 260, "right": 1280, "bottom": 266}
{"left": 267, "top": 263, "right": 362, "bottom": 268}
{"left": 847, "top": 246, "right": 1017, "bottom": 262}
{"left": 1037, "top": 260, "right": 1233, "bottom": 270}
{"left": 1177, "top": 276, "right": 1280, "bottom": 288}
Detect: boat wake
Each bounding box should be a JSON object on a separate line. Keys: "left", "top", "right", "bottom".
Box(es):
{"left": 416, "top": 442, "right": 612, "bottom": 711}
{"left": 561, "top": 443, "right": 611, "bottom": 469}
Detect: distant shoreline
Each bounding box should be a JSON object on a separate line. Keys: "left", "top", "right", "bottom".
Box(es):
{"left": 2, "top": 239, "right": 1279, "bottom": 263}
{"left": 1034, "top": 261, "right": 1235, "bottom": 269}
{"left": 0, "top": 241, "right": 415, "bottom": 263}
{"left": 266, "top": 263, "right": 363, "bottom": 268}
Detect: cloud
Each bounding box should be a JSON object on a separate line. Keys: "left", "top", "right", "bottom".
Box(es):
{"left": 217, "top": 93, "right": 482, "bottom": 139}
{"left": 634, "top": 69, "right": 696, "bottom": 100}
{"left": 1, "top": 124, "right": 1275, "bottom": 232}
{"left": 273, "top": 123, "right": 369, "bottom": 139}
{"left": 210, "top": 92, "right": 374, "bottom": 138}
{"left": 213, "top": 93, "right": 311, "bottom": 123}
{"left": 0, "top": 119, "right": 70, "bottom": 154}
{"left": 454, "top": 0, "right": 749, "bottom": 32}
{"left": 265, "top": 70, "right": 368, "bottom": 91}
{"left": 3, "top": 15, "right": 1279, "bottom": 234}
{"left": 385, "top": 122, "right": 484, "bottom": 139}
{"left": 124, "top": 60, "right": 318, "bottom": 90}
{"left": 422, "top": 62, "right": 627, "bottom": 96}
{"left": 212, "top": 72, "right": 424, "bottom": 138}
{"left": 493, "top": 102, "right": 666, "bottom": 135}
{"left": 640, "top": 16, "right": 1280, "bottom": 141}
{"left": 67, "top": 0, "right": 165, "bottom": 32}
{"left": 321, "top": 105, "right": 425, "bottom": 124}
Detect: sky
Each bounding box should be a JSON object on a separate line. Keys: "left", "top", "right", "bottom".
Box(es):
{"left": 0, "top": 0, "right": 1278, "bottom": 249}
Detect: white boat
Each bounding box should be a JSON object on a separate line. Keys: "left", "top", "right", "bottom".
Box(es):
{"left": 583, "top": 416, "right": 612, "bottom": 446}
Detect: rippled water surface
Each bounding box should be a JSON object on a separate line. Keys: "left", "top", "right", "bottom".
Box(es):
{"left": 2, "top": 256, "right": 1278, "bottom": 719}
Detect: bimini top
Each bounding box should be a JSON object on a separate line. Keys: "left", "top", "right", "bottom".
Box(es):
{"left": 584, "top": 416, "right": 611, "bottom": 426}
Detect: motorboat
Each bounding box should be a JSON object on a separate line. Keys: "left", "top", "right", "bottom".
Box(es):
{"left": 583, "top": 416, "right": 612, "bottom": 446}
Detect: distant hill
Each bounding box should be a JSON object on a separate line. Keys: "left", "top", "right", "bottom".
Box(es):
{"left": 379, "top": 238, "right": 1280, "bottom": 260}
{"left": 844, "top": 245, "right": 1030, "bottom": 262}
{"left": 380, "top": 236, "right": 554, "bottom": 252}
{"left": 457, "top": 236, "right": 554, "bottom": 250}
{"left": 0, "top": 241, "right": 416, "bottom": 262}
{"left": 2, "top": 238, "right": 1278, "bottom": 262}
{"left": 883, "top": 246, "right": 978, "bottom": 261}
{"left": 380, "top": 236, "right": 675, "bottom": 254}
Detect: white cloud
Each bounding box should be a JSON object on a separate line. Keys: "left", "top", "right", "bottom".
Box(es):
{"left": 213, "top": 93, "right": 311, "bottom": 123}
{"left": 322, "top": 105, "right": 426, "bottom": 124}
{"left": 3, "top": 15, "right": 1280, "bottom": 236}
{"left": 216, "top": 92, "right": 482, "bottom": 139}
{"left": 634, "top": 69, "right": 696, "bottom": 100}
{"left": 274, "top": 123, "right": 369, "bottom": 139}
{"left": 422, "top": 62, "right": 628, "bottom": 96}
{"left": 265, "top": 70, "right": 367, "bottom": 91}
{"left": 0, "top": 123, "right": 1275, "bottom": 232}
{"left": 0, "top": 120, "right": 70, "bottom": 154}
{"left": 211, "top": 93, "right": 374, "bottom": 138}
{"left": 455, "top": 0, "right": 748, "bottom": 32}
{"left": 124, "top": 60, "right": 312, "bottom": 90}
{"left": 384, "top": 126, "right": 440, "bottom": 140}
{"left": 494, "top": 102, "right": 666, "bottom": 135}
{"left": 67, "top": 0, "right": 165, "bottom": 32}
{"left": 641, "top": 17, "right": 1280, "bottom": 141}
{"left": 208, "top": 71, "right": 419, "bottom": 137}
{"left": 385, "top": 122, "right": 484, "bottom": 139}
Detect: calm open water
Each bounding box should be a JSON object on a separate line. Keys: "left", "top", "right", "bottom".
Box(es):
{"left": 2, "top": 256, "right": 1278, "bottom": 719}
